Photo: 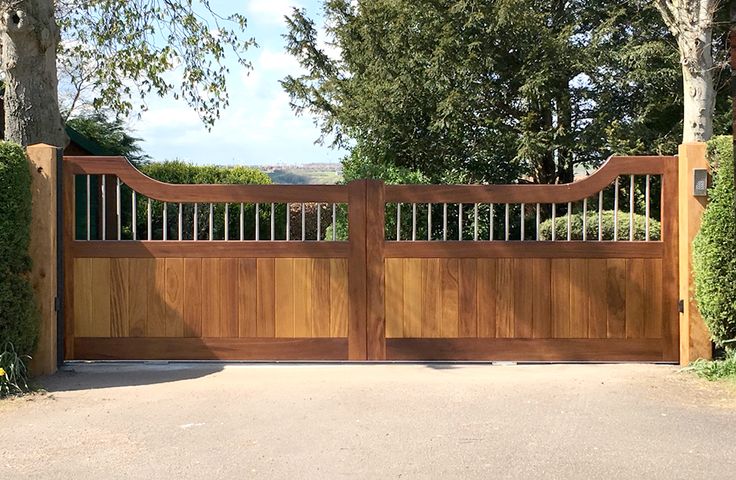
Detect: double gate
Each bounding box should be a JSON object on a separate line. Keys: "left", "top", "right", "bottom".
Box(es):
{"left": 62, "top": 155, "right": 679, "bottom": 362}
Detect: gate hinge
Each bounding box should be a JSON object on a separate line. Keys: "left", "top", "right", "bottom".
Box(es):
{"left": 678, "top": 299, "right": 684, "bottom": 314}
{"left": 54, "top": 296, "right": 61, "bottom": 312}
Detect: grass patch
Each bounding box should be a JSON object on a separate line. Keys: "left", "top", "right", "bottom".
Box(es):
{"left": 687, "top": 354, "right": 736, "bottom": 382}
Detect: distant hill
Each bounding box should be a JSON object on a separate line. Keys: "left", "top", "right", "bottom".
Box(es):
{"left": 257, "top": 163, "right": 343, "bottom": 184}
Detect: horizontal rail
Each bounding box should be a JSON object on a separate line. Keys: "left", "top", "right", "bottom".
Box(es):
{"left": 71, "top": 241, "right": 350, "bottom": 258}
{"left": 384, "top": 241, "right": 664, "bottom": 258}
{"left": 64, "top": 156, "right": 349, "bottom": 203}
{"left": 385, "top": 156, "right": 672, "bottom": 203}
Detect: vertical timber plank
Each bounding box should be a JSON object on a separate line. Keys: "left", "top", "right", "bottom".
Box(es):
{"left": 403, "top": 259, "right": 423, "bottom": 337}
{"left": 644, "top": 259, "right": 663, "bottom": 339}
{"left": 513, "top": 259, "right": 533, "bottom": 338}
{"left": 626, "top": 258, "right": 646, "bottom": 339}
{"left": 569, "top": 259, "right": 589, "bottom": 338}
{"left": 587, "top": 259, "right": 607, "bottom": 338}
{"left": 532, "top": 259, "right": 552, "bottom": 338}
{"left": 90, "top": 258, "right": 111, "bottom": 337}
{"left": 128, "top": 258, "right": 149, "bottom": 337}
{"left": 441, "top": 258, "right": 460, "bottom": 338}
{"left": 311, "top": 259, "right": 331, "bottom": 337}
{"left": 385, "top": 259, "right": 404, "bottom": 338}
{"left": 476, "top": 259, "right": 496, "bottom": 338}
{"left": 347, "top": 180, "right": 367, "bottom": 359}
{"left": 219, "top": 258, "right": 239, "bottom": 338}
{"left": 421, "top": 258, "right": 441, "bottom": 338}
{"left": 63, "top": 170, "right": 76, "bottom": 358}
{"left": 551, "top": 259, "right": 570, "bottom": 338}
{"left": 110, "top": 258, "right": 129, "bottom": 337}
{"left": 365, "top": 180, "right": 385, "bottom": 359}
{"left": 256, "top": 258, "right": 276, "bottom": 337}
{"left": 183, "top": 258, "right": 202, "bottom": 338}
{"left": 238, "top": 259, "right": 258, "bottom": 338}
{"left": 329, "top": 259, "right": 348, "bottom": 337}
{"left": 495, "top": 258, "right": 513, "bottom": 338}
{"left": 146, "top": 259, "right": 167, "bottom": 337}
{"left": 606, "top": 258, "right": 626, "bottom": 339}
{"left": 293, "top": 258, "right": 312, "bottom": 337}
{"left": 164, "top": 258, "right": 184, "bottom": 337}
{"left": 201, "top": 258, "right": 220, "bottom": 337}
{"left": 275, "top": 258, "right": 295, "bottom": 337}
{"left": 663, "top": 157, "right": 680, "bottom": 362}
{"left": 73, "top": 258, "right": 92, "bottom": 337}
{"left": 458, "top": 259, "right": 478, "bottom": 337}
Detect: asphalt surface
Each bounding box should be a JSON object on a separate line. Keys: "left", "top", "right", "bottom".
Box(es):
{"left": 1, "top": 363, "right": 735, "bottom": 479}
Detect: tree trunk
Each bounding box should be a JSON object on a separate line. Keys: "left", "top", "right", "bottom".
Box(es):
{"left": 655, "top": 0, "right": 717, "bottom": 143}
{"left": 678, "top": 28, "right": 715, "bottom": 142}
{"left": 1, "top": 0, "right": 65, "bottom": 147}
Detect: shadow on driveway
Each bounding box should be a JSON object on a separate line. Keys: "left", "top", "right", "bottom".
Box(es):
{"left": 39, "top": 362, "right": 225, "bottom": 392}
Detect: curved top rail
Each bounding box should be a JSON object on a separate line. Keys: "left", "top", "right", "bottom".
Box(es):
{"left": 64, "top": 156, "right": 349, "bottom": 203}
{"left": 384, "top": 156, "right": 674, "bottom": 204}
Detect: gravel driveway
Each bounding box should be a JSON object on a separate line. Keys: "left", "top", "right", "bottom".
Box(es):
{"left": 1, "top": 363, "right": 735, "bottom": 479}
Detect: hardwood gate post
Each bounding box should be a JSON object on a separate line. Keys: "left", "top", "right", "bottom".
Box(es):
{"left": 347, "top": 180, "right": 368, "bottom": 360}
{"left": 365, "top": 180, "right": 385, "bottom": 360}
{"left": 678, "top": 142, "right": 712, "bottom": 365}
{"left": 26, "top": 144, "right": 61, "bottom": 376}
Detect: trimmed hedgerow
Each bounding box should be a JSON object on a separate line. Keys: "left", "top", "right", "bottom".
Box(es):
{"left": 0, "top": 142, "right": 39, "bottom": 361}
{"left": 539, "top": 210, "right": 661, "bottom": 241}
{"left": 693, "top": 136, "right": 736, "bottom": 353}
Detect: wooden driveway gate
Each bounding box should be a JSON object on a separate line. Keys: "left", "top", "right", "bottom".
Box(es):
{"left": 62, "top": 155, "right": 679, "bottom": 362}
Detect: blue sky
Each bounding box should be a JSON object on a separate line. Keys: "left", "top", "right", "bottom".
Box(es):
{"left": 132, "top": 0, "right": 346, "bottom": 166}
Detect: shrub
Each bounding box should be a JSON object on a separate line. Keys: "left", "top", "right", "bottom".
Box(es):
{"left": 538, "top": 210, "right": 661, "bottom": 241}
{"left": 0, "top": 142, "right": 39, "bottom": 360}
{"left": 0, "top": 342, "right": 31, "bottom": 397}
{"left": 693, "top": 136, "right": 736, "bottom": 353}
{"left": 141, "top": 160, "right": 272, "bottom": 185}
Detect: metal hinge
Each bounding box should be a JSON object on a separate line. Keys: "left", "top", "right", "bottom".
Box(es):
{"left": 678, "top": 299, "right": 684, "bottom": 313}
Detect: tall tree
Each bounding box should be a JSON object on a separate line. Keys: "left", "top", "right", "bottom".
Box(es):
{"left": 0, "top": 1, "right": 252, "bottom": 147}
{"left": 654, "top": 0, "right": 718, "bottom": 141}
{"left": 283, "top": 0, "right": 729, "bottom": 185}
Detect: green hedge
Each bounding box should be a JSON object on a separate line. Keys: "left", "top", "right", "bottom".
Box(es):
{"left": 539, "top": 210, "right": 661, "bottom": 241}
{"left": 693, "top": 136, "right": 736, "bottom": 352}
{"left": 141, "top": 160, "right": 272, "bottom": 185}
{"left": 0, "top": 142, "right": 38, "bottom": 358}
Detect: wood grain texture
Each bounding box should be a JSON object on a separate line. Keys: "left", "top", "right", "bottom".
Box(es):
{"left": 219, "top": 259, "right": 239, "bottom": 337}
{"left": 625, "top": 259, "right": 646, "bottom": 339}
{"left": 89, "top": 258, "right": 111, "bottom": 337}
{"left": 73, "top": 258, "right": 92, "bottom": 337}
{"left": 386, "top": 338, "right": 665, "bottom": 361}
{"left": 440, "top": 259, "right": 460, "bottom": 338}
{"left": 587, "top": 259, "right": 608, "bottom": 339}
{"left": 402, "top": 259, "right": 423, "bottom": 337}
{"left": 385, "top": 259, "right": 404, "bottom": 338}
{"left": 421, "top": 258, "right": 441, "bottom": 338}
{"left": 110, "top": 258, "right": 129, "bottom": 337}
{"left": 75, "top": 337, "right": 349, "bottom": 360}
{"left": 293, "top": 258, "right": 312, "bottom": 337}
{"left": 606, "top": 259, "right": 627, "bottom": 339}
{"left": 513, "top": 259, "right": 534, "bottom": 338}
{"left": 275, "top": 258, "right": 295, "bottom": 337}
{"left": 72, "top": 241, "right": 350, "bottom": 258}
{"left": 476, "top": 259, "right": 495, "bottom": 338}
{"left": 256, "top": 258, "right": 276, "bottom": 337}
{"left": 551, "top": 259, "right": 571, "bottom": 338}
{"left": 495, "top": 259, "right": 513, "bottom": 338}
{"left": 569, "top": 259, "right": 589, "bottom": 338}
{"left": 532, "top": 259, "right": 552, "bottom": 338}
{"left": 458, "top": 259, "right": 478, "bottom": 337}
{"left": 365, "top": 179, "right": 386, "bottom": 358}
{"left": 201, "top": 258, "right": 221, "bottom": 337}
{"left": 311, "top": 259, "right": 331, "bottom": 337}
{"left": 164, "top": 258, "right": 185, "bottom": 337}
{"left": 238, "top": 259, "right": 257, "bottom": 337}
{"left": 347, "top": 180, "right": 367, "bottom": 359}
{"left": 147, "top": 259, "right": 167, "bottom": 337}
{"left": 329, "top": 259, "right": 348, "bottom": 337}
{"left": 183, "top": 258, "right": 203, "bottom": 337}
{"left": 644, "top": 259, "right": 663, "bottom": 339}
{"left": 128, "top": 259, "right": 149, "bottom": 337}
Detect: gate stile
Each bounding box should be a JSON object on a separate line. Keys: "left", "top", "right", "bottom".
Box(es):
{"left": 62, "top": 155, "right": 679, "bottom": 362}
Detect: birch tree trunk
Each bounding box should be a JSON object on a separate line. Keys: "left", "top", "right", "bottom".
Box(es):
{"left": 0, "top": 0, "right": 65, "bottom": 146}
{"left": 655, "top": 0, "right": 717, "bottom": 142}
